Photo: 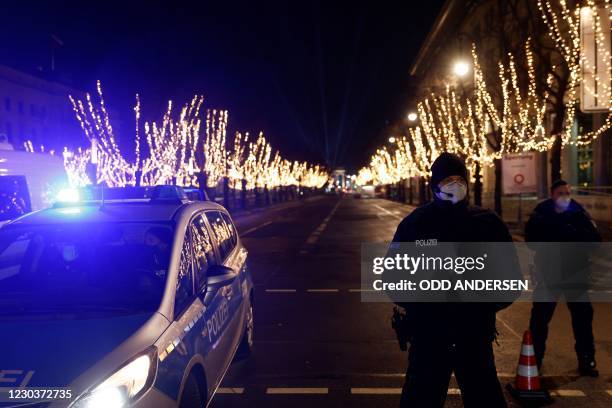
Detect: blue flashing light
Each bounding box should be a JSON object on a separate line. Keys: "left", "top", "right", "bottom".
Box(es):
{"left": 58, "top": 207, "right": 82, "bottom": 215}
{"left": 56, "top": 188, "right": 80, "bottom": 203}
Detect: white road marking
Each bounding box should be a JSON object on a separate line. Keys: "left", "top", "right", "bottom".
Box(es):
{"left": 265, "top": 289, "right": 297, "bottom": 293}
{"left": 266, "top": 388, "right": 329, "bottom": 394}
{"left": 217, "top": 387, "right": 245, "bottom": 394}
{"left": 373, "top": 204, "right": 403, "bottom": 220}
{"left": 307, "top": 289, "right": 339, "bottom": 293}
{"left": 550, "top": 389, "right": 586, "bottom": 397}
{"left": 299, "top": 200, "right": 341, "bottom": 254}
{"left": 241, "top": 220, "right": 273, "bottom": 236}
{"left": 349, "top": 372, "right": 520, "bottom": 378}
{"left": 217, "top": 385, "right": 595, "bottom": 397}
{"left": 348, "top": 288, "right": 375, "bottom": 292}
{"left": 351, "top": 387, "right": 402, "bottom": 395}
{"left": 496, "top": 316, "right": 522, "bottom": 340}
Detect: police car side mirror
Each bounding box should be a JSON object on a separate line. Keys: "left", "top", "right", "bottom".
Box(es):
{"left": 206, "top": 265, "right": 237, "bottom": 294}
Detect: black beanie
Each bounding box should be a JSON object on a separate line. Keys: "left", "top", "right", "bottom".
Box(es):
{"left": 430, "top": 153, "right": 468, "bottom": 189}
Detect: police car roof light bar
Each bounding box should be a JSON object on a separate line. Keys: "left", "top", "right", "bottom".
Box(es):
{"left": 53, "top": 185, "right": 206, "bottom": 208}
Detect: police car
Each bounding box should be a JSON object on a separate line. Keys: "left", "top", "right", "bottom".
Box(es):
{"left": 0, "top": 186, "right": 254, "bottom": 407}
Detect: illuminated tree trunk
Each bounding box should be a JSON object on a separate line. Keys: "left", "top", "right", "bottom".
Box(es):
{"left": 240, "top": 179, "right": 247, "bottom": 210}
{"left": 254, "top": 187, "right": 261, "bottom": 207}
{"left": 223, "top": 176, "right": 230, "bottom": 209}
{"left": 549, "top": 109, "right": 565, "bottom": 182}
{"left": 419, "top": 177, "right": 427, "bottom": 205}
{"left": 197, "top": 172, "right": 207, "bottom": 199}
{"left": 408, "top": 177, "right": 414, "bottom": 205}
{"left": 473, "top": 162, "right": 483, "bottom": 206}
{"left": 494, "top": 158, "right": 502, "bottom": 216}
{"left": 264, "top": 185, "right": 270, "bottom": 205}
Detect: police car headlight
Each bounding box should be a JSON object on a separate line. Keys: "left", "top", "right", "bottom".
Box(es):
{"left": 73, "top": 347, "right": 157, "bottom": 408}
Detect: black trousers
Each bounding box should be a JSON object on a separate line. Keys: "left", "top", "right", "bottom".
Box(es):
{"left": 400, "top": 340, "right": 506, "bottom": 408}
{"left": 529, "top": 288, "right": 595, "bottom": 364}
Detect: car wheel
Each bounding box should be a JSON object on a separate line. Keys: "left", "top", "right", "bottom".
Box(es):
{"left": 179, "top": 373, "right": 203, "bottom": 408}
{"left": 237, "top": 303, "right": 254, "bottom": 357}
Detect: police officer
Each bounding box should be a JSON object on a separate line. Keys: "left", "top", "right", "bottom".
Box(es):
{"left": 392, "top": 153, "right": 518, "bottom": 408}
{"left": 526, "top": 179, "right": 601, "bottom": 377}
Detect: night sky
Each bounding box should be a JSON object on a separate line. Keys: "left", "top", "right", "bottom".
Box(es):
{"left": 0, "top": 1, "right": 444, "bottom": 171}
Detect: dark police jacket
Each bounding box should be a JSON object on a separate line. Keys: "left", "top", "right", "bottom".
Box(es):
{"left": 391, "top": 199, "right": 520, "bottom": 344}
{"left": 525, "top": 199, "right": 601, "bottom": 285}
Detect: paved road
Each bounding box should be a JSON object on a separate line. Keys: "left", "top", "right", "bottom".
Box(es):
{"left": 212, "top": 195, "right": 612, "bottom": 407}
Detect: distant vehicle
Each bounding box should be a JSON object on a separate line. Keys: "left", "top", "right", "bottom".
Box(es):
{"left": 356, "top": 185, "right": 376, "bottom": 199}
{"left": 0, "top": 141, "right": 68, "bottom": 223}
{"left": 0, "top": 185, "right": 254, "bottom": 407}
{"left": 374, "top": 185, "right": 385, "bottom": 198}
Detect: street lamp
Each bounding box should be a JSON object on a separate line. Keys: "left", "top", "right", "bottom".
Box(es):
{"left": 452, "top": 60, "right": 470, "bottom": 77}
{"left": 388, "top": 136, "right": 396, "bottom": 144}
{"left": 407, "top": 112, "right": 418, "bottom": 122}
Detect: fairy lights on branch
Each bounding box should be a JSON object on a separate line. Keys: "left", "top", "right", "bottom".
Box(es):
{"left": 356, "top": 1, "right": 610, "bottom": 189}
{"left": 538, "top": 0, "right": 611, "bottom": 145}
{"left": 357, "top": 37, "right": 578, "bottom": 186}
{"left": 64, "top": 81, "right": 327, "bottom": 190}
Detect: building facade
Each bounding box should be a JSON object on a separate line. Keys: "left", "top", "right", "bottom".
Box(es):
{"left": 0, "top": 64, "right": 85, "bottom": 152}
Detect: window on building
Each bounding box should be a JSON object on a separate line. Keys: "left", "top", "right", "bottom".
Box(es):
{"left": 4, "top": 98, "right": 10, "bottom": 111}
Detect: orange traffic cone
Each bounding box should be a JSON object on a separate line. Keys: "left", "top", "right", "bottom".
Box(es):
{"left": 507, "top": 330, "right": 551, "bottom": 405}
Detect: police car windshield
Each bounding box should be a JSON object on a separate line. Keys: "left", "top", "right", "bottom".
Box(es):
{"left": 0, "top": 222, "right": 174, "bottom": 318}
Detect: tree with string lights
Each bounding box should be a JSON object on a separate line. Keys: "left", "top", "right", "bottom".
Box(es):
{"left": 65, "top": 82, "right": 328, "bottom": 194}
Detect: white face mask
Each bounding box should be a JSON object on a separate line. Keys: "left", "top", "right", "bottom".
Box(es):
{"left": 555, "top": 196, "right": 571, "bottom": 212}
{"left": 436, "top": 181, "right": 467, "bottom": 204}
